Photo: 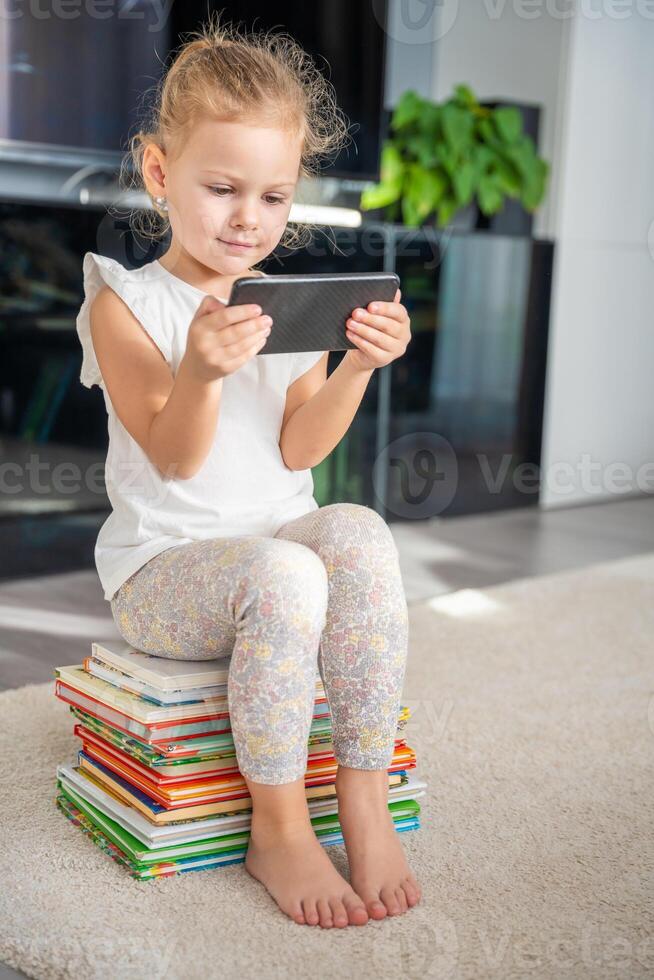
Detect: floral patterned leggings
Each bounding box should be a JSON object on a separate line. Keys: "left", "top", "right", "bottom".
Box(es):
{"left": 109, "top": 502, "right": 409, "bottom": 785}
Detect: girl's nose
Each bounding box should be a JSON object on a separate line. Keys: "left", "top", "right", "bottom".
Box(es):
{"left": 235, "top": 219, "right": 258, "bottom": 232}
{"left": 233, "top": 206, "right": 259, "bottom": 230}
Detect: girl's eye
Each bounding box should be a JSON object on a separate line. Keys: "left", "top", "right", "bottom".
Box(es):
{"left": 208, "top": 187, "right": 285, "bottom": 206}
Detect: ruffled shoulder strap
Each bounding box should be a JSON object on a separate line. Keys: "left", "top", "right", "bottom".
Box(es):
{"left": 75, "top": 252, "right": 172, "bottom": 390}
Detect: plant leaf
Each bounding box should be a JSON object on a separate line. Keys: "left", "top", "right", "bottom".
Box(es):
{"left": 359, "top": 142, "right": 405, "bottom": 211}
{"left": 419, "top": 103, "right": 440, "bottom": 135}
{"left": 360, "top": 181, "right": 403, "bottom": 210}
{"left": 453, "top": 84, "right": 478, "bottom": 109}
{"left": 477, "top": 117, "right": 496, "bottom": 144}
{"left": 441, "top": 104, "right": 475, "bottom": 156}
{"left": 520, "top": 157, "right": 549, "bottom": 210}
{"left": 436, "top": 195, "right": 460, "bottom": 228}
{"left": 493, "top": 158, "right": 522, "bottom": 196}
{"left": 471, "top": 144, "right": 494, "bottom": 182}
{"left": 401, "top": 194, "right": 423, "bottom": 227}
{"left": 478, "top": 174, "right": 504, "bottom": 214}
{"left": 379, "top": 141, "right": 404, "bottom": 184}
{"left": 493, "top": 107, "right": 523, "bottom": 144}
{"left": 406, "top": 133, "right": 439, "bottom": 169}
{"left": 452, "top": 161, "right": 476, "bottom": 205}
{"left": 405, "top": 163, "right": 448, "bottom": 219}
{"left": 435, "top": 141, "right": 459, "bottom": 178}
{"left": 391, "top": 90, "right": 425, "bottom": 130}
{"left": 503, "top": 134, "right": 538, "bottom": 177}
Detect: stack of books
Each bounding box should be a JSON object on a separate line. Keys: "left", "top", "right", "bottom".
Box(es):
{"left": 54, "top": 640, "right": 426, "bottom": 880}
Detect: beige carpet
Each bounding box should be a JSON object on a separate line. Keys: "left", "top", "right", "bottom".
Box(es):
{"left": 1, "top": 552, "right": 653, "bottom": 980}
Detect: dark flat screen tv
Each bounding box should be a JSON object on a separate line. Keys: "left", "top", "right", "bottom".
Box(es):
{"left": 1, "top": 0, "right": 389, "bottom": 181}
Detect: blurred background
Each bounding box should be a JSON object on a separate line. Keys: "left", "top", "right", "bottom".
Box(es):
{"left": 1, "top": 0, "right": 653, "bottom": 681}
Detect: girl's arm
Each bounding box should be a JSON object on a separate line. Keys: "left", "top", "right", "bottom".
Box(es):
{"left": 280, "top": 356, "right": 374, "bottom": 471}
{"left": 90, "top": 286, "right": 224, "bottom": 480}
{"left": 280, "top": 292, "right": 411, "bottom": 471}
{"left": 147, "top": 357, "right": 224, "bottom": 480}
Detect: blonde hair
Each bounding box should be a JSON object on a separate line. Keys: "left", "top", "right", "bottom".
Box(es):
{"left": 118, "top": 11, "right": 352, "bottom": 254}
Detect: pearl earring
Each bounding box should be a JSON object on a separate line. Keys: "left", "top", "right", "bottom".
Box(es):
{"left": 154, "top": 196, "right": 168, "bottom": 212}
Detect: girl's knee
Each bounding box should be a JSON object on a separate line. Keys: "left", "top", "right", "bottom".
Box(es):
{"left": 240, "top": 538, "right": 329, "bottom": 620}
{"left": 319, "top": 502, "right": 397, "bottom": 549}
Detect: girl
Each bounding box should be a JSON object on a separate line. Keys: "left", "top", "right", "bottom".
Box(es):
{"left": 76, "top": 17, "right": 420, "bottom": 929}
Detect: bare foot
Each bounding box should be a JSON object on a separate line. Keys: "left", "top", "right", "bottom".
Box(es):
{"left": 335, "top": 767, "right": 422, "bottom": 920}
{"left": 245, "top": 816, "right": 370, "bottom": 928}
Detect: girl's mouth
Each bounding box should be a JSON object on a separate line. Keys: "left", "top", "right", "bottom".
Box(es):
{"left": 219, "top": 238, "right": 255, "bottom": 251}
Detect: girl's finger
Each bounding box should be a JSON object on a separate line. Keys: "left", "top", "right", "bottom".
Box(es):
{"left": 345, "top": 330, "right": 386, "bottom": 360}
{"left": 366, "top": 300, "right": 404, "bottom": 320}
{"left": 346, "top": 320, "right": 395, "bottom": 352}
{"left": 350, "top": 311, "right": 403, "bottom": 337}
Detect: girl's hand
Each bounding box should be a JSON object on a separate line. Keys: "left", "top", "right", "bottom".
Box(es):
{"left": 344, "top": 289, "right": 411, "bottom": 372}
{"left": 181, "top": 295, "right": 273, "bottom": 383}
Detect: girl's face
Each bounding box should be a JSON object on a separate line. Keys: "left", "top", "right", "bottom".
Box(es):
{"left": 151, "top": 116, "right": 302, "bottom": 275}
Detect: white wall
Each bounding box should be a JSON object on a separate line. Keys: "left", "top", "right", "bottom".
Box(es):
{"left": 431, "top": 1, "right": 568, "bottom": 239}
{"left": 383, "top": 0, "right": 439, "bottom": 108}
{"left": 429, "top": 0, "right": 654, "bottom": 509}
{"left": 539, "top": 7, "right": 654, "bottom": 507}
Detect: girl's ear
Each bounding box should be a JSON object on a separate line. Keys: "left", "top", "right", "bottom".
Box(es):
{"left": 142, "top": 142, "right": 167, "bottom": 200}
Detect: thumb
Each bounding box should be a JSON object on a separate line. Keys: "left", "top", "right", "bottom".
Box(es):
{"left": 195, "top": 294, "right": 225, "bottom": 318}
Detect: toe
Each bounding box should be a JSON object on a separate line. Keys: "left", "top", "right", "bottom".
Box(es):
{"left": 361, "top": 890, "right": 387, "bottom": 920}
{"left": 395, "top": 886, "right": 408, "bottom": 914}
{"left": 330, "top": 898, "right": 349, "bottom": 928}
{"left": 380, "top": 885, "right": 401, "bottom": 915}
{"left": 407, "top": 869, "right": 421, "bottom": 890}
{"left": 317, "top": 898, "right": 333, "bottom": 928}
{"left": 303, "top": 899, "right": 319, "bottom": 926}
{"left": 343, "top": 892, "right": 369, "bottom": 926}
{"left": 403, "top": 877, "right": 420, "bottom": 906}
{"left": 291, "top": 902, "right": 306, "bottom": 924}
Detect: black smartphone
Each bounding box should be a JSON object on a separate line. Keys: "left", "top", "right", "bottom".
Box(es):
{"left": 226, "top": 271, "right": 400, "bottom": 354}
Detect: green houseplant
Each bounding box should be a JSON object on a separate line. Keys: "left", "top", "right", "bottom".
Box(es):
{"left": 360, "top": 84, "right": 550, "bottom": 229}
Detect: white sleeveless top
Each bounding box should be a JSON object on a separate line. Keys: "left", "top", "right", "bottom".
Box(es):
{"left": 76, "top": 252, "right": 324, "bottom": 602}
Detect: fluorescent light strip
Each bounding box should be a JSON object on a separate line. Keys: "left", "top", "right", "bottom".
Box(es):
{"left": 288, "top": 203, "right": 362, "bottom": 228}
